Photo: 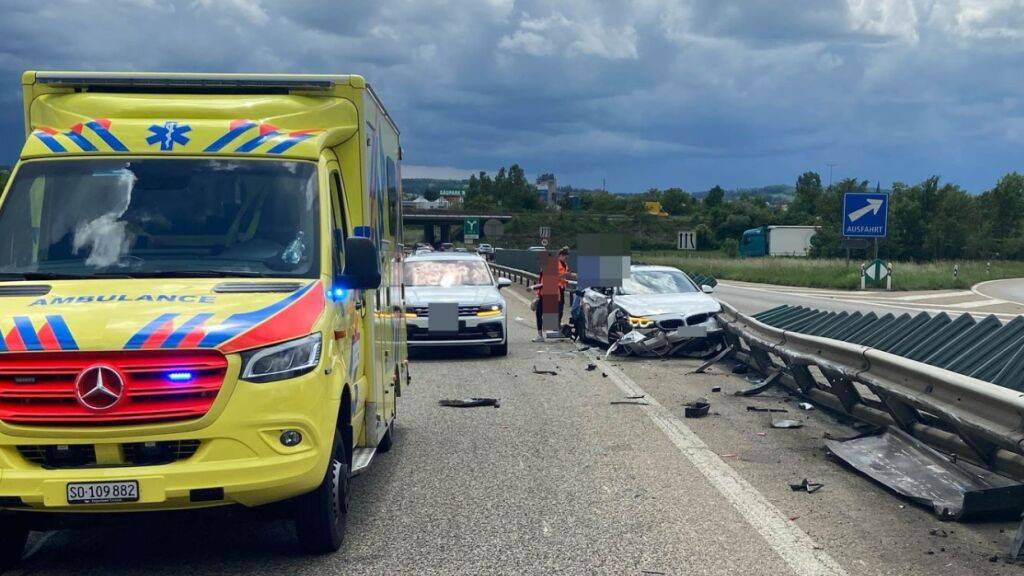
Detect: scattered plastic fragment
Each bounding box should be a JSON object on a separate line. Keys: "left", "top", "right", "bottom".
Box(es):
{"left": 532, "top": 366, "right": 558, "bottom": 376}
{"left": 747, "top": 406, "right": 787, "bottom": 413}
{"left": 611, "top": 399, "right": 650, "bottom": 406}
{"left": 577, "top": 345, "right": 592, "bottom": 352}
{"left": 735, "top": 371, "right": 782, "bottom": 397}
{"left": 586, "top": 363, "right": 597, "bottom": 371}
{"left": 798, "top": 402, "right": 814, "bottom": 410}
{"left": 789, "top": 479, "right": 824, "bottom": 493}
{"left": 438, "top": 398, "right": 500, "bottom": 408}
{"left": 684, "top": 398, "right": 710, "bottom": 418}
{"left": 772, "top": 419, "right": 804, "bottom": 429}
{"left": 756, "top": 432, "right": 767, "bottom": 437}
{"left": 711, "top": 386, "right": 722, "bottom": 393}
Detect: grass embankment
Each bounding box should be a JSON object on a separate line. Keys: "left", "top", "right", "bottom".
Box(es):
{"left": 637, "top": 251, "right": 1024, "bottom": 291}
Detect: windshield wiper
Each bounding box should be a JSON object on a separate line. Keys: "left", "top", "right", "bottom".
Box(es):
{"left": 0, "top": 272, "right": 132, "bottom": 281}
{"left": 128, "top": 270, "right": 270, "bottom": 278}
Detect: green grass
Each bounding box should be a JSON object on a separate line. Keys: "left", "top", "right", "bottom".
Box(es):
{"left": 636, "top": 251, "right": 1024, "bottom": 291}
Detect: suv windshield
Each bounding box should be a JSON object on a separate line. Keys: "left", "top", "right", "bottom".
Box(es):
{"left": 620, "top": 270, "right": 698, "bottom": 295}
{"left": 404, "top": 259, "right": 493, "bottom": 287}
{"left": 0, "top": 158, "right": 319, "bottom": 279}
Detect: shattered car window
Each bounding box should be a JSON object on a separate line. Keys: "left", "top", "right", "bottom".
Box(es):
{"left": 404, "top": 260, "right": 493, "bottom": 287}
{"left": 620, "top": 270, "right": 698, "bottom": 295}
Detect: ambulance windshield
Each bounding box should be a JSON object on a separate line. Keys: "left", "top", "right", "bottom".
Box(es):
{"left": 0, "top": 158, "right": 319, "bottom": 279}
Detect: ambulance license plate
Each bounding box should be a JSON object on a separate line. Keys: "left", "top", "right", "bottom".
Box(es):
{"left": 66, "top": 481, "right": 139, "bottom": 504}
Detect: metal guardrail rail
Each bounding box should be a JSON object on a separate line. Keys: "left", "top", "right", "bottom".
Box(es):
{"left": 719, "top": 302, "right": 1024, "bottom": 481}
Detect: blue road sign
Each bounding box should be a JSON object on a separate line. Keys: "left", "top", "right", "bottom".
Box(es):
{"left": 843, "top": 192, "right": 888, "bottom": 237}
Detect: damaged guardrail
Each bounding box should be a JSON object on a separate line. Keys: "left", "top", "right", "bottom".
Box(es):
{"left": 717, "top": 302, "right": 1024, "bottom": 483}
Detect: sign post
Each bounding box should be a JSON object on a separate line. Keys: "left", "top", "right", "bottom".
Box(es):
{"left": 843, "top": 191, "right": 889, "bottom": 260}
{"left": 677, "top": 230, "right": 696, "bottom": 251}
{"left": 539, "top": 226, "right": 551, "bottom": 249}
{"left": 463, "top": 218, "right": 480, "bottom": 241}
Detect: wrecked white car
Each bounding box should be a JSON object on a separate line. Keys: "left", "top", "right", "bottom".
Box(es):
{"left": 575, "top": 265, "right": 723, "bottom": 357}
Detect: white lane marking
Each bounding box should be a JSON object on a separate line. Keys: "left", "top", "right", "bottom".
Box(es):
{"left": 718, "top": 282, "right": 1019, "bottom": 319}
{"left": 590, "top": 353, "right": 849, "bottom": 576}
{"left": 940, "top": 298, "right": 1008, "bottom": 309}
{"left": 892, "top": 291, "right": 973, "bottom": 301}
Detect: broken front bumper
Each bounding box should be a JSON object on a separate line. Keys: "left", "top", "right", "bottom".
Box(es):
{"left": 612, "top": 316, "right": 723, "bottom": 357}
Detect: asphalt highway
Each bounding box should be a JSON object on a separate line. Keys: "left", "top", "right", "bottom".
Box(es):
{"left": 5, "top": 284, "right": 1021, "bottom": 575}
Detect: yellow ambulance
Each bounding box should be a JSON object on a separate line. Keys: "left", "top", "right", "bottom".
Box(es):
{"left": 0, "top": 72, "right": 407, "bottom": 563}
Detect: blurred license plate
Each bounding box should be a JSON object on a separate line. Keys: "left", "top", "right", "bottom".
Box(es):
{"left": 674, "top": 326, "right": 707, "bottom": 338}
{"left": 66, "top": 481, "right": 138, "bottom": 504}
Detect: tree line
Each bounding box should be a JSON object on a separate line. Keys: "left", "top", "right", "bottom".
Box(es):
{"left": 427, "top": 164, "right": 1024, "bottom": 260}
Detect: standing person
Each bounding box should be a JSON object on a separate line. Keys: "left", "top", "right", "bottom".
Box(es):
{"left": 556, "top": 246, "right": 572, "bottom": 326}
{"left": 532, "top": 252, "right": 562, "bottom": 342}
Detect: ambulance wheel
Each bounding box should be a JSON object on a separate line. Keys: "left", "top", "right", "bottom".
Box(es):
{"left": 0, "top": 521, "right": 27, "bottom": 568}
{"left": 294, "top": 428, "right": 349, "bottom": 553}
{"left": 377, "top": 421, "right": 394, "bottom": 454}
{"left": 490, "top": 341, "right": 508, "bottom": 357}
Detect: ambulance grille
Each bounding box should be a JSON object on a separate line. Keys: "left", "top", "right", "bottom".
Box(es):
{"left": 0, "top": 351, "right": 228, "bottom": 426}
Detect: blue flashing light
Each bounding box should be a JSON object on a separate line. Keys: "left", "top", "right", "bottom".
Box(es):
{"left": 167, "top": 371, "right": 195, "bottom": 383}
{"left": 329, "top": 286, "right": 348, "bottom": 301}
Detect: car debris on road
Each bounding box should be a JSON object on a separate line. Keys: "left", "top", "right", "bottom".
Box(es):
{"left": 438, "top": 398, "right": 501, "bottom": 408}
{"left": 684, "top": 398, "right": 711, "bottom": 418}
{"left": 790, "top": 479, "right": 824, "bottom": 493}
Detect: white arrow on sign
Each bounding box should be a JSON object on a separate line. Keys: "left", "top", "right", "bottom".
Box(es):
{"left": 848, "top": 198, "right": 883, "bottom": 222}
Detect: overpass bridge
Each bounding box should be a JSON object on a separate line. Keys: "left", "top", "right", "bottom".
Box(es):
{"left": 402, "top": 209, "right": 513, "bottom": 245}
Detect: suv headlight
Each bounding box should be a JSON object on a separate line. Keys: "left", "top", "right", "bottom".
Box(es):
{"left": 476, "top": 303, "right": 503, "bottom": 317}
{"left": 240, "top": 333, "right": 322, "bottom": 383}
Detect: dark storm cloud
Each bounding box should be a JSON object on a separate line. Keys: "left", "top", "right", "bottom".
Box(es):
{"left": 0, "top": 0, "right": 1021, "bottom": 191}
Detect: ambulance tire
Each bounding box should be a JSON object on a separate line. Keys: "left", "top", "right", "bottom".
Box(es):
{"left": 490, "top": 341, "right": 508, "bottom": 356}
{"left": 377, "top": 421, "right": 394, "bottom": 453}
{"left": 294, "top": 428, "right": 350, "bottom": 553}
{"left": 0, "top": 521, "right": 27, "bottom": 568}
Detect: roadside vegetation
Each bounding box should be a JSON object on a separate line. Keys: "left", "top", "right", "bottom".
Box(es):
{"left": 638, "top": 251, "right": 1024, "bottom": 291}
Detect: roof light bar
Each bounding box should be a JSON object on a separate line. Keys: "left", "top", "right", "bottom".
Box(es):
{"left": 35, "top": 72, "right": 337, "bottom": 91}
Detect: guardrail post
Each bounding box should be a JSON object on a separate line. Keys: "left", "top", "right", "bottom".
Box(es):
{"left": 748, "top": 347, "right": 775, "bottom": 375}
{"left": 787, "top": 363, "right": 819, "bottom": 395}
{"left": 822, "top": 372, "right": 863, "bottom": 413}
{"left": 867, "top": 385, "right": 920, "bottom": 432}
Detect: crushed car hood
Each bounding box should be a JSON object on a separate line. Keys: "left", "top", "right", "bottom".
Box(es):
{"left": 405, "top": 285, "right": 502, "bottom": 306}
{"left": 614, "top": 292, "right": 721, "bottom": 318}
{"left": 0, "top": 278, "right": 325, "bottom": 354}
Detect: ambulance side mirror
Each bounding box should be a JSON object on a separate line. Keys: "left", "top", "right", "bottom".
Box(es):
{"left": 338, "top": 237, "right": 381, "bottom": 290}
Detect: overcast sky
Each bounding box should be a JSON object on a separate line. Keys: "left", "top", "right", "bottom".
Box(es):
{"left": 0, "top": 0, "right": 1021, "bottom": 192}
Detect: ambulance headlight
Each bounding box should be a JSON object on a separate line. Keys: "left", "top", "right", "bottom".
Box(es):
{"left": 240, "top": 333, "right": 322, "bottom": 383}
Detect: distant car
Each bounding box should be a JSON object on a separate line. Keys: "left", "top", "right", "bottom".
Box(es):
{"left": 476, "top": 243, "right": 494, "bottom": 255}
{"left": 403, "top": 253, "right": 513, "bottom": 356}
{"left": 440, "top": 242, "right": 454, "bottom": 252}
{"left": 527, "top": 246, "right": 547, "bottom": 252}
{"left": 576, "top": 265, "right": 722, "bottom": 356}
{"left": 454, "top": 247, "right": 468, "bottom": 253}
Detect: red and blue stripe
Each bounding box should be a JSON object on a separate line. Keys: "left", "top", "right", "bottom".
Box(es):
{"left": 84, "top": 118, "right": 128, "bottom": 151}
{"left": 267, "top": 130, "right": 319, "bottom": 154}
{"left": 1, "top": 316, "right": 78, "bottom": 352}
{"left": 204, "top": 119, "right": 257, "bottom": 152}
{"left": 32, "top": 127, "right": 66, "bottom": 153}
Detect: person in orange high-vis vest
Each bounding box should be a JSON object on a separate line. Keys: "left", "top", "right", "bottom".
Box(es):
{"left": 556, "top": 247, "right": 571, "bottom": 325}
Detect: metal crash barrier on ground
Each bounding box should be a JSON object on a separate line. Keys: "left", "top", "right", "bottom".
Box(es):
{"left": 717, "top": 302, "right": 1024, "bottom": 483}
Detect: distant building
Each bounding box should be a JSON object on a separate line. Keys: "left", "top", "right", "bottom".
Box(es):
{"left": 438, "top": 188, "right": 466, "bottom": 208}
{"left": 403, "top": 196, "right": 446, "bottom": 210}
{"left": 536, "top": 174, "right": 558, "bottom": 206}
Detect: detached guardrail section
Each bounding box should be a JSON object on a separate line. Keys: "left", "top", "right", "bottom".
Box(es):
{"left": 718, "top": 302, "right": 1024, "bottom": 481}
